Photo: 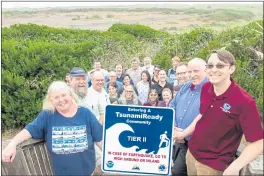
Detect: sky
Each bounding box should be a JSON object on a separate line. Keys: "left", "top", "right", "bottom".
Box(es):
{"left": 2, "top": 2, "right": 262, "bottom": 9}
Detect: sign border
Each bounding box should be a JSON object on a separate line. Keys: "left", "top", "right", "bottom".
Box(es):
{"left": 101, "top": 104, "right": 175, "bottom": 175}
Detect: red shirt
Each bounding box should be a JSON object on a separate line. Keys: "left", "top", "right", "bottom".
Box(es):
{"left": 188, "top": 79, "right": 263, "bottom": 171}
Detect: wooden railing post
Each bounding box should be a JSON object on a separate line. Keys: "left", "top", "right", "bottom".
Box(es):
{"left": 1, "top": 139, "right": 54, "bottom": 176}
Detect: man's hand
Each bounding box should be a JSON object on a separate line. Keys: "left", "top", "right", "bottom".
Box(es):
{"left": 173, "top": 127, "right": 185, "bottom": 142}
{"left": 223, "top": 164, "right": 240, "bottom": 175}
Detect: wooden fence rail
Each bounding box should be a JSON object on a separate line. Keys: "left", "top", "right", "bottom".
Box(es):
{"left": 1, "top": 139, "right": 263, "bottom": 175}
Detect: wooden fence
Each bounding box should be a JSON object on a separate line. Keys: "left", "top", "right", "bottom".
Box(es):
{"left": 1, "top": 139, "right": 263, "bottom": 175}
{"left": 1, "top": 139, "right": 53, "bottom": 175}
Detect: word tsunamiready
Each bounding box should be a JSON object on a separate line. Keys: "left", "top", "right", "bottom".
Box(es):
{"left": 115, "top": 112, "right": 163, "bottom": 121}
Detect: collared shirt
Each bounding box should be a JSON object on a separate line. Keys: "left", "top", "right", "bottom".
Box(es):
{"left": 169, "top": 77, "right": 208, "bottom": 141}
{"left": 151, "top": 81, "right": 173, "bottom": 101}
{"left": 189, "top": 78, "right": 263, "bottom": 171}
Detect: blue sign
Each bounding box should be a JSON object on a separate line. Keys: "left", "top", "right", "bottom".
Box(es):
{"left": 102, "top": 105, "right": 174, "bottom": 175}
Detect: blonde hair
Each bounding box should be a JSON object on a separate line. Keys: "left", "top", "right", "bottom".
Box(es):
{"left": 42, "top": 81, "right": 78, "bottom": 112}
{"left": 171, "top": 56, "right": 181, "bottom": 62}
{"left": 119, "top": 85, "right": 139, "bottom": 105}
{"left": 162, "top": 88, "right": 172, "bottom": 97}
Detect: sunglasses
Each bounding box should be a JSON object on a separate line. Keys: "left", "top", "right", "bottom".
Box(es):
{"left": 205, "top": 64, "right": 230, "bottom": 69}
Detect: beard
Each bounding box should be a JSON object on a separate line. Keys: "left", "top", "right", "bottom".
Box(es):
{"left": 74, "top": 87, "right": 87, "bottom": 98}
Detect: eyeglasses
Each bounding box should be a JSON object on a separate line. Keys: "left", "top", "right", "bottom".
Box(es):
{"left": 95, "top": 79, "right": 104, "bottom": 82}
{"left": 125, "top": 91, "right": 133, "bottom": 93}
{"left": 205, "top": 64, "right": 230, "bottom": 69}
{"left": 176, "top": 72, "right": 186, "bottom": 76}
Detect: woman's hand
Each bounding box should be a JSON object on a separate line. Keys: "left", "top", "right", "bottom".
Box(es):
{"left": 2, "top": 142, "right": 17, "bottom": 163}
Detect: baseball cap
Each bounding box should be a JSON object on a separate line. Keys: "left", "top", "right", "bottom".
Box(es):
{"left": 70, "top": 67, "right": 87, "bottom": 76}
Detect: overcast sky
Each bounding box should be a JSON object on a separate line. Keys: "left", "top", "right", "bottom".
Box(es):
{"left": 2, "top": 2, "right": 262, "bottom": 9}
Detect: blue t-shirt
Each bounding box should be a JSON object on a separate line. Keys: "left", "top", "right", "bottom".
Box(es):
{"left": 25, "top": 107, "right": 103, "bottom": 176}
{"left": 167, "top": 68, "right": 176, "bottom": 84}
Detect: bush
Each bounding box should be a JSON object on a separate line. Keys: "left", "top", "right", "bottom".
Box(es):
{"left": 108, "top": 23, "right": 168, "bottom": 42}
{"left": 1, "top": 39, "right": 96, "bottom": 130}
{"left": 1, "top": 21, "right": 263, "bottom": 131}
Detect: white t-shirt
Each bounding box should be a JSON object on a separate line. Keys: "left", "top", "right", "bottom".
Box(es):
{"left": 78, "top": 87, "right": 110, "bottom": 120}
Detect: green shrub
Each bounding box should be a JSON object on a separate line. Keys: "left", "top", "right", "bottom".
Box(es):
{"left": 1, "top": 21, "right": 263, "bottom": 131}
{"left": 108, "top": 23, "right": 168, "bottom": 41}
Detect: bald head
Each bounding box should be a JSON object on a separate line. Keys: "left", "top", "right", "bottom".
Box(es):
{"left": 187, "top": 58, "right": 207, "bottom": 86}
{"left": 91, "top": 71, "right": 104, "bottom": 80}
{"left": 188, "top": 58, "right": 206, "bottom": 70}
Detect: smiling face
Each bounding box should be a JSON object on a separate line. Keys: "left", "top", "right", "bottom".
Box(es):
{"left": 108, "top": 85, "right": 117, "bottom": 96}
{"left": 188, "top": 60, "right": 207, "bottom": 86}
{"left": 94, "top": 62, "right": 101, "bottom": 71}
{"left": 153, "top": 66, "right": 161, "bottom": 76}
{"left": 149, "top": 89, "right": 158, "bottom": 103}
{"left": 172, "top": 60, "right": 179, "bottom": 67}
{"left": 91, "top": 71, "right": 105, "bottom": 92}
{"left": 143, "top": 57, "right": 151, "bottom": 66}
{"left": 49, "top": 90, "right": 73, "bottom": 113}
{"left": 131, "top": 61, "right": 139, "bottom": 70}
{"left": 70, "top": 75, "right": 88, "bottom": 98}
{"left": 115, "top": 64, "right": 123, "bottom": 75}
{"left": 125, "top": 86, "right": 134, "bottom": 100}
{"left": 158, "top": 70, "right": 167, "bottom": 82}
{"left": 109, "top": 72, "right": 117, "bottom": 83}
{"left": 123, "top": 75, "right": 131, "bottom": 86}
{"left": 141, "top": 72, "right": 148, "bottom": 83}
{"left": 176, "top": 65, "right": 187, "bottom": 85}
{"left": 162, "top": 90, "right": 172, "bottom": 103}
{"left": 206, "top": 53, "right": 235, "bottom": 85}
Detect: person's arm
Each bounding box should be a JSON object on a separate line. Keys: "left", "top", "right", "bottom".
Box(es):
{"left": 223, "top": 100, "right": 264, "bottom": 175}
{"left": 173, "top": 113, "right": 202, "bottom": 140}
{"left": 96, "top": 141, "right": 103, "bottom": 150}
{"left": 99, "top": 113, "right": 104, "bottom": 126}
{"left": 223, "top": 139, "right": 263, "bottom": 175}
{"left": 98, "top": 92, "right": 108, "bottom": 125}
{"left": 2, "top": 129, "right": 32, "bottom": 162}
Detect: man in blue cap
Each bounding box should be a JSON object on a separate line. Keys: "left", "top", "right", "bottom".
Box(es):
{"left": 69, "top": 67, "right": 103, "bottom": 175}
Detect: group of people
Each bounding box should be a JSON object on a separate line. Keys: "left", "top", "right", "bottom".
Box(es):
{"left": 2, "top": 49, "right": 263, "bottom": 176}
{"left": 65, "top": 56, "right": 190, "bottom": 109}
